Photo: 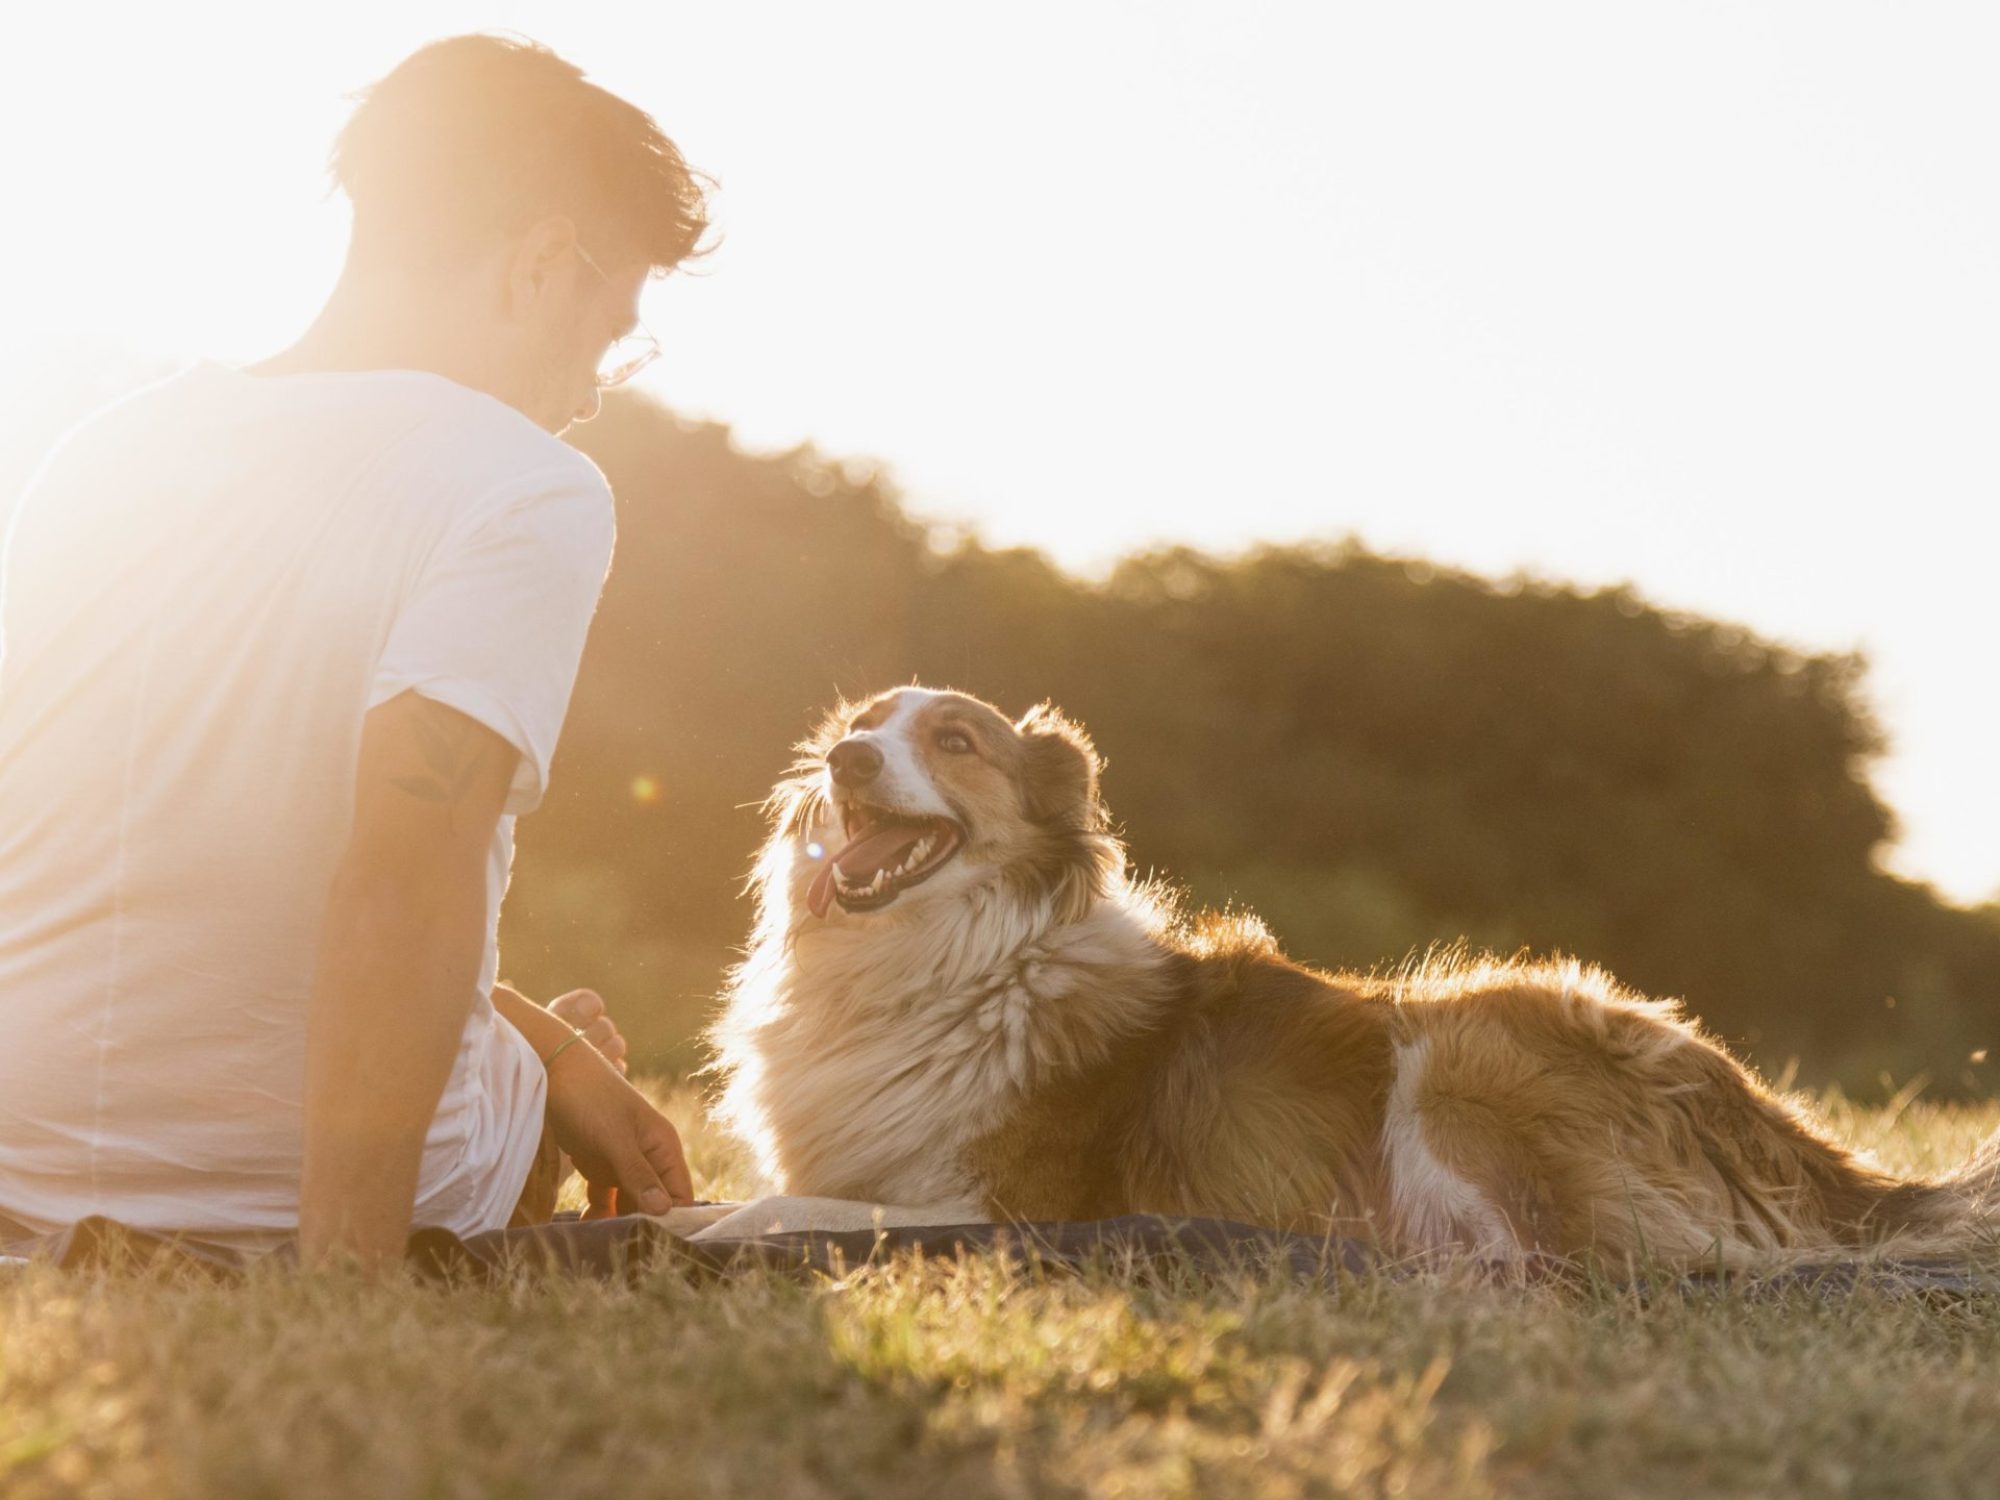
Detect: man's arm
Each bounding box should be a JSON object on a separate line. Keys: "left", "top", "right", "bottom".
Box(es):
{"left": 300, "top": 692, "right": 695, "bottom": 1266}
{"left": 298, "top": 690, "right": 513, "bottom": 1267}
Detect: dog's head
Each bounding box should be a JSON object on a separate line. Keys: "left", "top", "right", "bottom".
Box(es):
{"left": 765, "top": 687, "right": 1123, "bottom": 925}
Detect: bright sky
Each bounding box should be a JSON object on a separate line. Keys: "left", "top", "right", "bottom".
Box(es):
{"left": 4, "top": 2, "right": 1995, "bottom": 904}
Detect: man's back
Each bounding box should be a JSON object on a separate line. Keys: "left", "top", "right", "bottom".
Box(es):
{"left": 0, "top": 363, "right": 615, "bottom": 1241}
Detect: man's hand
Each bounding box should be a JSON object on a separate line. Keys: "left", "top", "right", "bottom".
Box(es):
{"left": 543, "top": 1042, "right": 693, "bottom": 1217}
{"left": 491, "top": 982, "right": 676, "bottom": 1217}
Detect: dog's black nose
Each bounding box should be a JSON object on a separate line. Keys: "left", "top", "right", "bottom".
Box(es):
{"left": 828, "top": 738, "right": 884, "bottom": 787}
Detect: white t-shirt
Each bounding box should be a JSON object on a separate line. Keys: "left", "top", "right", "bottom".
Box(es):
{"left": 0, "top": 362, "right": 616, "bottom": 1244}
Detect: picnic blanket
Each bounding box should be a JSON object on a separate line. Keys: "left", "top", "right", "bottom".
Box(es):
{"left": 5, "top": 1196, "right": 1996, "bottom": 1300}
{"left": 2, "top": 1197, "right": 1368, "bottom": 1283}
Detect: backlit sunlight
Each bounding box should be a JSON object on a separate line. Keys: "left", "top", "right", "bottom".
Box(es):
{"left": 5, "top": 1, "right": 1996, "bottom": 904}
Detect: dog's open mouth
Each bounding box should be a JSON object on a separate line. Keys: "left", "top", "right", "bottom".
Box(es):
{"left": 805, "top": 804, "right": 965, "bottom": 917}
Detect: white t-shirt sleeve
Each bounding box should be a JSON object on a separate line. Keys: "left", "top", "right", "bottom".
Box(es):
{"left": 368, "top": 466, "right": 615, "bottom": 814}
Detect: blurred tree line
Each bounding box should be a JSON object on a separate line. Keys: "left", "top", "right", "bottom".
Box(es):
{"left": 495, "top": 392, "right": 1996, "bottom": 1097}
{"left": 6, "top": 369, "right": 1993, "bottom": 1097}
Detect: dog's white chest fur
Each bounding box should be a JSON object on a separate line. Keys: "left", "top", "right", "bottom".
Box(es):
{"left": 712, "top": 879, "right": 1164, "bottom": 1210}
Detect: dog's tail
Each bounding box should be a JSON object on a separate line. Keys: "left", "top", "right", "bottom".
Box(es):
{"left": 1941, "top": 1126, "right": 2000, "bottom": 1225}
{"left": 1866, "top": 1127, "right": 2000, "bottom": 1252}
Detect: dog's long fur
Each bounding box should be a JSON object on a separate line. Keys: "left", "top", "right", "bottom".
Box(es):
{"left": 709, "top": 687, "right": 2000, "bottom": 1266}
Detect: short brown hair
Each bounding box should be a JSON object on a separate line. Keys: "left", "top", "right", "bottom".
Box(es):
{"left": 332, "top": 33, "right": 713, "bottom": 274}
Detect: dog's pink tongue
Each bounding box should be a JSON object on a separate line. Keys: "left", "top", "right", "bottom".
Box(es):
{"left": 833, "top": 822, "right": 923, "bottom": 876}
{"left": 806, "top": 862, "right": 836, "bottom": 919}
{"left": 803, "top": 821, "right": 926, "bottom": 919}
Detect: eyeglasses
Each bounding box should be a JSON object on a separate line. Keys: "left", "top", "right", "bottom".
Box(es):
{"left": 574, "top": 242, "right": 662, "bottom": 389}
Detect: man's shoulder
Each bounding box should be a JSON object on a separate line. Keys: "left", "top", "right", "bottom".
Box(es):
{"left": 23, "top": 363, "right": 612, "bottom": 539}
{"left": 364, "top": 375, "right": 613, "bottom": 514}
{"left": 233, "top": 365, "right": 615, "bottom": 528}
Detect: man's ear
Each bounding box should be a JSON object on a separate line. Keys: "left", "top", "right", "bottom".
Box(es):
{"left": 1015, "top": 703, "right": 1103, "bottom": 827}
{"left": 506, "top": 214, "right": 582, "bottom": 317}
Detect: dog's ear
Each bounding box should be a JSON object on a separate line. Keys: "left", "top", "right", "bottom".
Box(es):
{"left": 1015, "top": 703, "right": 1102, "bottom": 827}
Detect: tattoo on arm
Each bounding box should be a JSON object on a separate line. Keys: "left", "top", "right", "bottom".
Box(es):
{"left": 390, "top": 705, "right": 492, "bottom": 809}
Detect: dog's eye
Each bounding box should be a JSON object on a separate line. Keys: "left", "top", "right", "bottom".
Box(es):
{"left": 935, "top": 730, "right": 974, "bottom": 755}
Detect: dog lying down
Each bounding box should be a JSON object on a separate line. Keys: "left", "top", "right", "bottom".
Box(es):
{"left": 708, "top": 686, "right": 2000, "bottom": 1270}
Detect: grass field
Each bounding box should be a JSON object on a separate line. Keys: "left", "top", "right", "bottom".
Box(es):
{"left": 3, "top": 1088, "right": 1997, "bottom": 1499}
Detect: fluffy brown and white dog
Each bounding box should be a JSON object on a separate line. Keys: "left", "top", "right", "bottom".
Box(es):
{"left": 709, "top": 686, "right": 2000, "bottom": 1267}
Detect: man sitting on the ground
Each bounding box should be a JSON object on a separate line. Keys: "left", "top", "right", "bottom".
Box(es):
{"left": 0, "top": 34, "right": 708, "bottom": 1267}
